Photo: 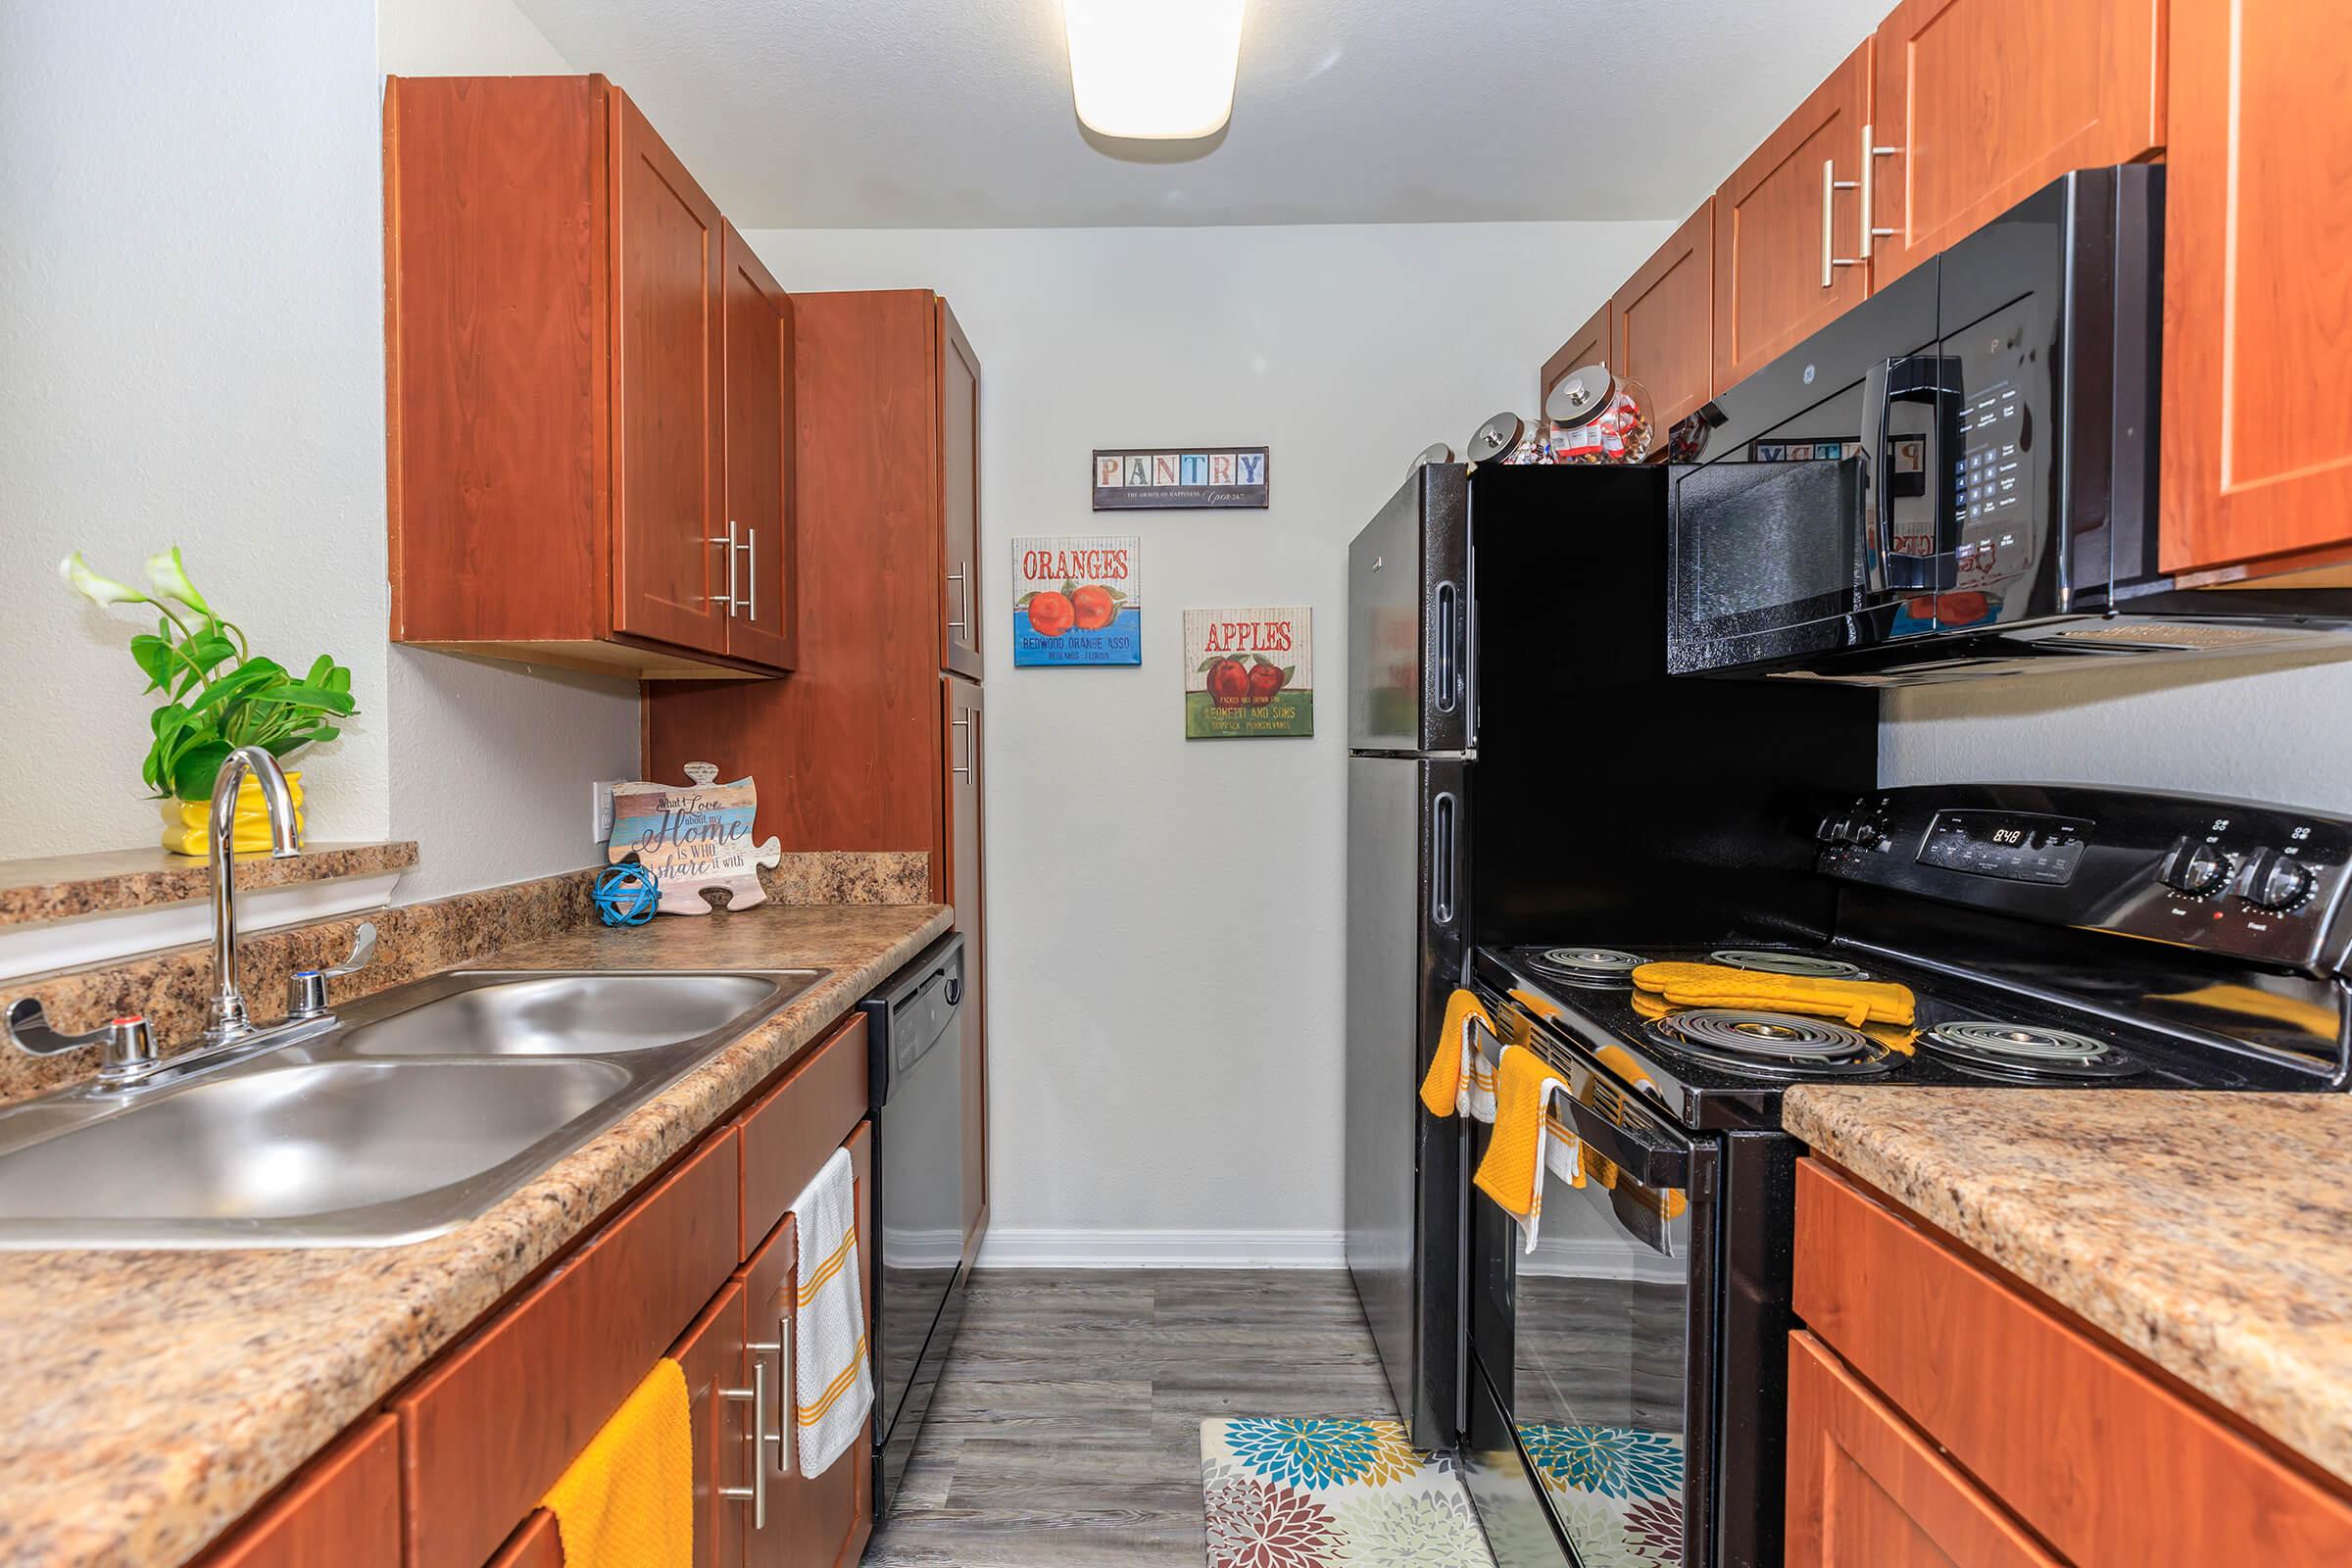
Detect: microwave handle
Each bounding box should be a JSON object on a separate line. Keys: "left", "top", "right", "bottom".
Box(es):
{"left": 1874, "top": 352, "right": 1962, "bottom": 592}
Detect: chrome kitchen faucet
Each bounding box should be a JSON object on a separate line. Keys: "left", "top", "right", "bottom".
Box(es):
{"left": 6, "top": 747, "right": 375, "bottom": 1089}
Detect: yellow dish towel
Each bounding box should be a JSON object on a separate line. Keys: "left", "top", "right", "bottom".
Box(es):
{"left": 1629, "top": 961, "right": 1916, "bottom": 1028}
{"left": 1420, "top": 989, "right": 1499, "bottom": 1121}
{"left": 1472, "top": 1045, "right": 1585, "bottom": 1251}
{"left": 1636, "top": 985, "right": 1917, "bottom": 1053}
{"left": 541, "top": 1358, "right": 693, "bottom": 1568}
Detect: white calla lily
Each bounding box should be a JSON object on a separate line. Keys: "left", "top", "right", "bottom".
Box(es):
{"left": 59, "top": 552, "right": 151, "bottom": 607}
{"left": 141, "top": 545, "right": 212, "bottom": 612}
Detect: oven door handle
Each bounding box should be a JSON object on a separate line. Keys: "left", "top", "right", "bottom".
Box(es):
{"left": 1559, "top": 1094, "right": 1690, "bottom": 1190}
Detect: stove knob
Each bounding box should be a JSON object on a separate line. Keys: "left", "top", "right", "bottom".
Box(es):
{"left": 2240, "top": 847, "right": 2317, "bottom": 911}
{"left": 2159, "top": 837, "right": 2233, "bottom": 898}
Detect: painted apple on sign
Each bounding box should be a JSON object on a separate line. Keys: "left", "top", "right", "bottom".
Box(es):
{"left": 1183, "top": 608, "right": 1312, "bottom": 739}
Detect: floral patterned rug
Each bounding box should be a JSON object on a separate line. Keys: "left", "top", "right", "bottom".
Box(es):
{"left": 1200, "top": 1417, "right": 1492, "bottom": 1567}
{"left": 1517, "top": 1422, "right": 1684, "bottom": 1567}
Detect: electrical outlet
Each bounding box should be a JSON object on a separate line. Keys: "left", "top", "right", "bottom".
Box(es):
{"left": 591, "top": 779, "right": 617, "bottom": 844}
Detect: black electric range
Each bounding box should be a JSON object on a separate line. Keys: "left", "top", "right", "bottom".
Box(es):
{"left": 1457, "top": 783, "right": 2352, "bottom": 1568}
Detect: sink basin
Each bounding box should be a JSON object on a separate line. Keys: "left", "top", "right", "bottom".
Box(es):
{"left": 0, "top": 966, "right": 826, "bottom": 1248}
{"left": 337, "top": 972, "right": 798, "bottom": 1057}
{"left": 0, "top": 1059, "right": 629, "bottom": 1245}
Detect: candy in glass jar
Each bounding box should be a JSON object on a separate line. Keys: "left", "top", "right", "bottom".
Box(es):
{"left": 1536, "top": 365, "right": 1655, "bottom": 464}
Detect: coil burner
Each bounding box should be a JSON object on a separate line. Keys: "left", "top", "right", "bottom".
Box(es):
{"left": 1922, "top": 1020, "right": 2143, "bottom": 1082}
{"left": 1532, "top": 948, "right": 1648, "bottom": 988}
{"left": 1708, "top": 949, "right": 1871, "bottom": 980}
{"left": 1646, "top": 1008, "right": 1899, "bottom": 1079}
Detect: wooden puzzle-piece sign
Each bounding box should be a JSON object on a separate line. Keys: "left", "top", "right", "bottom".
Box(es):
{"left": 608, "top": 761, "right": 783, "bottom": 916}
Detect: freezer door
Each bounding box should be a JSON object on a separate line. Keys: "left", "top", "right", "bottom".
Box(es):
{"left": 1349, "top": 466, "right": 1470, "bottom": 754}
{"left": 1345, "top": 754, "right": 1468, "bottom": 1448}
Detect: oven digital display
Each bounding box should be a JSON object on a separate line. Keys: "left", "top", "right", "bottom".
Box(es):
{"left": 1917, "top": 810, "right": 2092, "bottom": 884}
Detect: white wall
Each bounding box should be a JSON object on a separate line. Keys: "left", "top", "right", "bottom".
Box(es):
{"left": 748, "top": 222, "right": 1670, "bottom": 1256}
{"left": 377, "top": 0, "right": 644, "bottom": 901}
{"left": 0, "top": 0, "right": 638, "bottom": 901}
{"left": 1, "top": 0, "right": 390, "bottom": 851}
{"left": 1883, "top": 652, "right": 2352, "bottom": 813}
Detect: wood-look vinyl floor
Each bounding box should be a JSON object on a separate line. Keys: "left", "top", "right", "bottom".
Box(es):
{"left": 864, "top": 1269, "right": 1398, "bottom": 1566}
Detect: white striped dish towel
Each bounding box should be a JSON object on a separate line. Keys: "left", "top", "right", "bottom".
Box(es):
{"left": 789, "top": 1147, "right": 874, "bottom": 1478}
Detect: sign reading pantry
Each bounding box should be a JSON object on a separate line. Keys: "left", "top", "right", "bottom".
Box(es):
{"left": 1013, "top": 534, "right": 1142, "bottom": 666}
{"left": 1184, "top": 608, "right": 1312, "bottom": 738}
{"left": 1093, "top": 447, "right": 1269, "bottom": 510}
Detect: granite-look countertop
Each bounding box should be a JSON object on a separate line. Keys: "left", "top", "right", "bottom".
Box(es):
{"left": 1784, "top": 1087, "right": 2352, "bottom": 1486}
{"left": 0, "top": 901, "right": 951, "bottom": 1568}
{"left": 0, "top": 841, "right": 418, "bottom": 928}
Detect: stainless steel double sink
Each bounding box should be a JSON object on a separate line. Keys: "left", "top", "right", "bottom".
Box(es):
{"left": 0, "top": 969, "right": 824, "bottom": 1249}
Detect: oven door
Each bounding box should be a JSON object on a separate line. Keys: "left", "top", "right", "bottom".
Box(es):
{"left": 1466, "top": 1003, "right": 1720, "bottom": 1567}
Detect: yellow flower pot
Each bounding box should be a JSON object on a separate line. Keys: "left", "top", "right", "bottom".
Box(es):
{"left": 161, "top": 771, "right": 306, "bottom": 858}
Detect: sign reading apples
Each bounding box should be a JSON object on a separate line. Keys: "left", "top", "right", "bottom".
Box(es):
{"left": 1012, "top": 534, "right": 1142, "bottom": 667}
{"left": 1183, "top": 607, "right": 1312, "bottom": 739}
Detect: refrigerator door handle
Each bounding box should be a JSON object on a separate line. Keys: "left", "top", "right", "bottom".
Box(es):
{"left": 1434, "top": 581, "right": 1460, "bottom": 715}
{"left": 1432, "top": 791, "right": 1458, "bottom": 926}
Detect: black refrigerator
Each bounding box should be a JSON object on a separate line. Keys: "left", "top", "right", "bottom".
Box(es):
{"left": 1344, "top": 462, "right": 1878, "bottom": 1459}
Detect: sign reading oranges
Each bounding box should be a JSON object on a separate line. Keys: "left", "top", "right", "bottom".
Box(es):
{"left": 1013, "top": 533, "right": 1142, "bottom": 666}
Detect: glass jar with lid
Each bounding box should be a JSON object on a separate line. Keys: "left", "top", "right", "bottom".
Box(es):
{"left": 1465, "top": 365, "right": 1656, "bottom": 466}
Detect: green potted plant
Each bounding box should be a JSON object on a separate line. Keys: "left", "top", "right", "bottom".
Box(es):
{"left": 61, "top": 547, "right": 356, "bottom": 856}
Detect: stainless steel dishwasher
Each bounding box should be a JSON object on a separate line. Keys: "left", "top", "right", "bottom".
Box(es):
{"left": 860, "top": 931, "right": 968, "bottom": 1519}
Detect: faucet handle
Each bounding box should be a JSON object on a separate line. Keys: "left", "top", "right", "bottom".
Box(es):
{"left": 286, "top": 922, "right": 378, "bottom": 1020}
{"left": 8, "top": 999, "right": 160, "bottom": 1078}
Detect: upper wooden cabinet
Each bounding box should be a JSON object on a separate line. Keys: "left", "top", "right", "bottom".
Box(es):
{"left": 1614, "top": 201, "right": 1716, "bottom": 431}
{"left": 1540, "top": 302, "right": 1613, "bottom": 406}
{"left": 939, "top": 299, "right": 984, "bottom": 681}
{"left": 385, "top": 74, "right": 795, "bottom": 680}
{"left": 1869, "top": 0, "right": 2165, "bottom": 286}
{"left": 1714, "top": 43, "right": 1874, "bottom": 390}
{"left": 2160, "top": 0, "right": 2352, "bottom": 579}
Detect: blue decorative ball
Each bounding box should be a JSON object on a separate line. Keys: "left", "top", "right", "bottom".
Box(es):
{"left": 593, "top": 862, "right": 661, "bottom": 927}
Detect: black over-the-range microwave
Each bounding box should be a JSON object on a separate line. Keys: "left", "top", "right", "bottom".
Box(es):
{"left": 1662, "top": 164, "right": 2352, "bottom": 685}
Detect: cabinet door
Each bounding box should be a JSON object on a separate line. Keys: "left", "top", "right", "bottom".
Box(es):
{"left": 721, "top": 221, "right": 798, "bottom": 669}
{"left": 610, "top": 88, "right": 728, "bottom": 657}
{"left": 671, "top": 1280, "right": 749, "bottom": 1568}
{"left": 942, "top": 677, "right": 987, "bottom": 1250}
{"left": 1870, "top": 0, "right": 2164, "bottom": 287}
{"left": 1540, "top": 302, "right": 1613, "bottom": 407}
{"left": 1714, "top": 42, "right": 1873, "bottom": 390}
{"left": 1786, "top": 1333, "right": 2059, "bottom": 1568}
{"left": 194, "top": 1416, "right": 400, "bottom": 1568}
{"left": 938, "top": 299, "right": 983, "bottom": 681}
{"left": 743, "top": 1126, "right": 875, "bottom": 1568}
{"left": 2161, "top": 0, "right": 2352, "bottom": 577}
{"left": 1613, "top": 201, "right": 1716, "bottom": 431}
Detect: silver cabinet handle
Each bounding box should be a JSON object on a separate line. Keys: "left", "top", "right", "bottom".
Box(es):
{"left": 719, "top": 1352, "right": 768, "bottom": 1528}
{"left": 947, "top": 564, "right": 969, "bottom": 634}
{"left": 740, "top": 527, "right": 759, "bottom": 623}
{"left": 953, "top": 715, "right": 973, "bottom": 779}
{"left": 1822, "top": 158, "right": 1860, "bottom": 288}
{"left": 750, "top": 1311, "right": 792, "bottom": 1476}
{"left": 710, "top": 519, "right": 743, "bottom": 612}
{"left": 1863, "top": 123, "right": 1898, "bottom": 260}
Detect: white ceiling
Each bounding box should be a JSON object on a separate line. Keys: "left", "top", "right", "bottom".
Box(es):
{"left": 514, "top": 0, "right": 1894, "bottom": 228}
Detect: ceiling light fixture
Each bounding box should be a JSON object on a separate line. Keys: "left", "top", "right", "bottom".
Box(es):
{"left": 1063, "top": 0, "right": 1246, "bottom": 140}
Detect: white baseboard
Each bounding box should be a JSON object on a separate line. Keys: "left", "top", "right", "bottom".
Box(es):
{"left": 973, "top": 1228, "right": 1348, "bottom": 1270}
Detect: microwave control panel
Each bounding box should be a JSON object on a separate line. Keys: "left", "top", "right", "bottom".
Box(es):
{"left": 1942, "top": 301, "right": 2044, "bottom": 609}
{"left": 1818, "top": 785, "right": 2352, "bottom": 971}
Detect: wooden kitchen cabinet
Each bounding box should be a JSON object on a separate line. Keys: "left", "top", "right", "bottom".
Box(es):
{"left": 944, "top": 676, "right": 987, "bottom": 1245}
{"left": 384, "top": 74, "right": 793, "bottom": 680}
{"left": 1867, "top": 0, "right": 2164, "bottom": 287}
{"left": 1539, "top": 302, "right": 1613, "bottom": 407}
{"left": 2160, "top": 0, "right": 2352, "bottom": 579}
{"left": 1792, "top": 1158, "right": 2352, "bottom": 1565}
{"left": 940, "top": 299, "right": 984, "bottom": 681}
{"left": 1613, "top": 202, "right": 1716, "bottom": 431}
{"left": 1786, "top": 1332, "right": 2058, "bottom": 1568}
{"left": 191, "top": 1415, "right": 401, "bottom": 1568}
{"left": 672, "top": 1279, "right": 750, "bottom": 1568}
{"left": 1713, "top": 42, "right": 1874, "bottom": 389}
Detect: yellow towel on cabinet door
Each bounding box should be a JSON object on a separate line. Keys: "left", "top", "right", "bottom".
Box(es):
{"left": 1421, "top": 989, "right": 1499, "bottom": 1120}
{"left": 1473, "top": 1045, "right": 1585, "bottom": 1251}
{"left": 1629, "top": 962, "right": 1916, "bottom": 1028}
{"left": 540, "top": 1357, "right": 693, "bottom": 1568}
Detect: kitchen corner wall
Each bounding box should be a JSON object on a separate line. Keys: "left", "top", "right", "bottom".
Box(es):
{"left": 0, "top": 0, "right": 638, "bottom": 902}
{"left": 746, "top": 222, "right": 1671, "bottom": 1262}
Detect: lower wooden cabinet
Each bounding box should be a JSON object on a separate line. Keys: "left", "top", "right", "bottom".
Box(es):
{"left": 482, "top": 1512, "right": 563, "bottom": 1568}
{"left": 1786, "top": 1331, "right": 2058, "bottom": 1567}
{"left": 1792, "top": 1158, "right": 2352, "bottom": 1565}
{"left": 673, "top": 1280, "right": 750, "bottom": 1568}
{"left": 190, "top": 1415, "right": 401, "bottom": 1568}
